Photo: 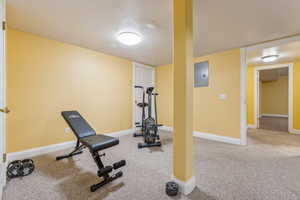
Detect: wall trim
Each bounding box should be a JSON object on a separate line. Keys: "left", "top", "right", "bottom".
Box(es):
{"left": 261, "top": 114, "right": 288, "bottom": 118}
{"left": 159, "top": 126, "right": 173, "bottom": 132}
{"left": 7, "top": 141, "right": 76, "bottom": 162}
{"left": 104, "top": 128, "right": 134, "bottom": 137}
{"left": 160, "top": 126, "right": 242, "bottom": 145}
{"left": 7, "top": 128, "right": 134, "bottom": 162}
{"left": 1, "top": 0, "right": 7, "bottom": 192}
{"left": 193, "top": 131, "right": 241, "bottom": 145}
{"left": 290, "top": 129, "right": 300, "bottom": 134}
{"left": 240, "top": 48, "right": 248, "bottom": 146}
{"left": 172, "top": 175, "right": 196, "bottom": 195}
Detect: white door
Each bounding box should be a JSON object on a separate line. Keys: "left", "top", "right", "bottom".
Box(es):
{"left": 133, "top": 63, "right": 155, "bottom": 127}
{"left": 0, "top": 0, "right": 6, "bottom": 197}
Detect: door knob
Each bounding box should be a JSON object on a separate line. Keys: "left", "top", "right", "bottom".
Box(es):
{"left": 0, "top": 107, "right": 10, "bottom": 114}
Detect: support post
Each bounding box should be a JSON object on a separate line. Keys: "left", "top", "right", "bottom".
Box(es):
{"left": 172, "top": 0, "right": 195, "bottom": 195}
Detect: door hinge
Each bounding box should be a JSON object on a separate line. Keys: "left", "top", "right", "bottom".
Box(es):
{"left": 2, "top": 21, "right": 5, "bottom": 31}
{"left": 0, "top": 107, "right": 10, "bottom": 114}
{"left": 3, "top": 153, "right": 6, "bottom": 163}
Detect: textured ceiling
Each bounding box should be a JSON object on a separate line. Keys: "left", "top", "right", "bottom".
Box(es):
{"left": 247, "top": 40, "right": 300, "bottom": 66}
{"left": 7, "top": 0, "right": 300, "bottom": 66}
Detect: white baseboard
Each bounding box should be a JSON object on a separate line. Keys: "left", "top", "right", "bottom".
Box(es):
{"left": 290, "top": 129, "right": 300, "bottom": 134}
{"left": 247, "top": 124, "right": 256, "bottom": 129}
{"left": 7, "top": 140, "right": 76, "bottom": 162}
{"left": 7, "top": 129, "right": 134, "bottom": 162}
{"left": 159, "top": 126, "right": 173, "bottom": 132}
{"left": 172, "top": 175, "right": 195, "bottom": 195}
{"left": 160, "top": 126, "right": 242, "bottom": 145}
{"left": 261, "top": 114, "right": 288, "bottom": 118}
{"left": 104, "top": 128, "right": 134, "bottom": 137}
{"left": 193, "top": 131, "right": 241, "bottom": 145}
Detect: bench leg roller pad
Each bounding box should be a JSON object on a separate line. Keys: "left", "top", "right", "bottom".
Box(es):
{"left": 91, "top": 171, "right": 123, "bottom": 192}
{"left": 113, "top": 160, "right": 126, "bottom": 170}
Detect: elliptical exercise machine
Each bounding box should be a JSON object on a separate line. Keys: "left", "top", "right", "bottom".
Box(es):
{"left": 133, "top": 85, "right": 148, "bottom": 137}
{"left": 134, "top": 86, "right": 162, "bottom": 148}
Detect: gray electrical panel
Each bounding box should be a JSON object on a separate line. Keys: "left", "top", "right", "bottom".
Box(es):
{"left": 194, "top": 61, "right": 209, "bottom": 87}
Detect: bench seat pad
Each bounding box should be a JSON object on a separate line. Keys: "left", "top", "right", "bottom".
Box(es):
{"left": 80, "top": 135, "right": 119, "bottom": 152}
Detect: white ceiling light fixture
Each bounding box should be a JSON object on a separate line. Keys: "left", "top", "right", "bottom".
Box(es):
{"left": 261, "top": 55, "right": 279, "bottom": 62}
{"left": 117, "top": 32, "right": 142, "bottom": 46}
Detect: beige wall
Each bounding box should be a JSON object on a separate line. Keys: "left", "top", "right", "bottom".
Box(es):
{"left": 7, "top": 28, "right": 133, "bottom": 153}
{"left": 261, "top": 76, "right": 288, "bottom": 115}
{"left": 156, "top": 49, "right": 241, "bottom": 139}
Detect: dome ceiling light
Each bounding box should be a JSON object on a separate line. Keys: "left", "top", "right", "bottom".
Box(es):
{"left": 117, "top": 32, "right": 142, "bottom": 46}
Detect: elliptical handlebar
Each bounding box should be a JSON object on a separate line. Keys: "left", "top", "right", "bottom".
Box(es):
{"left": 146, "top": 87, "right": 154, "bottom": 94}
{"left": 134, "top": 85, "right": 144, "bottom": 89}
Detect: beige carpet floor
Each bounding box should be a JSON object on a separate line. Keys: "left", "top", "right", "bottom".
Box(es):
{"left": 3, "top": 129, "right": 300, "bottom": 200}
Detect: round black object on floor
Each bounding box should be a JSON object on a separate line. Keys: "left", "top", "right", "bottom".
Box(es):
{"left": 7, "top": 159, "right": 35, "bottom": 179}
{"left": 166, "top": 181, "right": 179, "bottom": 196}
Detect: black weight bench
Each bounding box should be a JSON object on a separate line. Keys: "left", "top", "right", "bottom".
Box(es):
{"left": 56, "top": 111, "right": 126, "bottom": 192}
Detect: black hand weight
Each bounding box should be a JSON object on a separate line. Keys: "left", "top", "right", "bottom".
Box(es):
{"left": 7, "top": 159, "right": 35, "bottom": 179}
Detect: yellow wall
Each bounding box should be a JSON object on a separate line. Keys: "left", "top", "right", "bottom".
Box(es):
{"left": 7, "top": 28, "right": 133, "bottom": 153}
{"left": 156, "top": 49, "right": 241, "bottom": 139}
{"left": 261, "top": 76, "right": 288, "bottom": 115}
{"left": 293, "top": 61, "right": 300, "bottom": 130}
{"left": 247, "top": 62, "right": 300, "bottom": 130}
{"left": 247, "top": 65, "right": 254, "bottom": 125}
{"left": 155, "top": 65, "right": 173, "bottom": 127}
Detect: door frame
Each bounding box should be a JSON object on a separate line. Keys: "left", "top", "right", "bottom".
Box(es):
{"left": 0, "top": 0, "right": 6, "bottom": 197}
{"left": 132, "top": 62, "right": 155, "bottom": 128}
{"left": 253, "top": 63, "right": 293, "bottom": 133}
{"left": 240, "top": 35, "right": 300, "bottom": 146}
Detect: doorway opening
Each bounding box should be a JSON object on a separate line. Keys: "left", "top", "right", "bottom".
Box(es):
{"left": 253, "top": 64, "right": 293, "bottom": 133}
{"left": 255, "top": 66, "right": 291, "bottom": 132}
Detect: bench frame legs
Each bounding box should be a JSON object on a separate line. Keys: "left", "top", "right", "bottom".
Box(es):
{"left": 56, "top": 140, "right": 84, "bottom": 161}
{"left": 56, "top": 140, "right": 126, "bottom": 192}
{"left": 90, "top": 151, "right": 125, "bottom": 192}
{"left": 90, "top": 152, "right": 126, "bottom": 192}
